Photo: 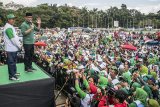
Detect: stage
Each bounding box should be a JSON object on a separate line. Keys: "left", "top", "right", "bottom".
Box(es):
{"left": 0, "top": 63, "right": 55, "bottom": 107}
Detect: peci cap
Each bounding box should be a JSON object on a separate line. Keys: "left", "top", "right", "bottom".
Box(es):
{"left": 26, "top": 13, "right": 32, "bottom": 17}
{"left": 7, "top": 14, "right": 16, "bottom": 19}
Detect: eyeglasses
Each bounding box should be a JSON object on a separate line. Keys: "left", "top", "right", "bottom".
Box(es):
{"left": 26, "top": 16, "right": 33, "bottom": 18}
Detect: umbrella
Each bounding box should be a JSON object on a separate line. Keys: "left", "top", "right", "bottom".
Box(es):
{"left": 144, "top": 37, "right": 154, "bottom": 43}
{"left": 146, "top": 41, "right": 159, "bottom": 45}
{"left": 121, "top": 44, "right": 137, "bottom": 51}
{"left": 34, "top": 41, "right": 47, "bottom": 46}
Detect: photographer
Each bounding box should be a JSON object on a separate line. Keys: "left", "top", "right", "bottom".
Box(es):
{"left": 75, "top": 71, "right": 95, "bottom": 107}
{"left": 98, "top": 90, "right": 128, "bottom": 107}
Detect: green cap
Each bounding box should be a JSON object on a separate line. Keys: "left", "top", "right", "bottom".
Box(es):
{"left": 111, "top": 66, "right": 118, "bottom": 71}
{"left": 7, "top": 14, "right": 16, "bottom": 19}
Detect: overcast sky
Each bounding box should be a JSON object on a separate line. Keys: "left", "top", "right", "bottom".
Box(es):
{"left": 2, "top": 0, "right": 160, "bottom": 14}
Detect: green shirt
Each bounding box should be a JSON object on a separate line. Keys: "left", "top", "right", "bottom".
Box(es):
{"left": 75, "top": 79, "right": 89, "bottom": 99}
{"left": 130, "top": 57, "right": 136, "bottom": 66}
{"left": 20, "top": 21, "right": 39, "bottom": 44}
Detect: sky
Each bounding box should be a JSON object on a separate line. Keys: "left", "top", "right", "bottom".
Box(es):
{"left": 1, "top": 0, "right": 160, "bottom": 14}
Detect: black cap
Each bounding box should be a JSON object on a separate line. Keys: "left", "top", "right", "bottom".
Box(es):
{"left": 26, "top": 13, "right": 32, "bottom": 17}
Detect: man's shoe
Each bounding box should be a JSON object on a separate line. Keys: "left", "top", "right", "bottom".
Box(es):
{"left": 9, "top": 77, "right": 20, "bottom": 81}
{"left": 31, "top": 67, "right": 37, "bottom": 70}
{"left": 25, "top": 69, "right": 33, "bottom": 72}
{"left": 15, "top": 73, "right": 20, "bottom": 76}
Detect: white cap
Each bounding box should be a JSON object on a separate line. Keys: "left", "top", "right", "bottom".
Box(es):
{"left": 99, "top": 62, "right": 106, "bottom": 69}
{"left": 78, "top": 65, "right": 85, "bottom": 70}
{"left": 97, "top": 55, "right": 103, "bottom": 62}
{"left": 119, "top": 64, "right": 124, "bottom": 70}
{"left": 91, "top": 64, "right": 100, "bottom": 72}
{"left": 138, "top": 58, "right": 143, "bottom": 62}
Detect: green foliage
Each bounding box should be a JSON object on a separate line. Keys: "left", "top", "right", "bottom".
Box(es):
{"left": 0, "top": 4, "right": 160, "bottom": 28}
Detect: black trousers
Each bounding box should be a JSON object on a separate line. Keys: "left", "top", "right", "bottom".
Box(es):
{"left": 6, "top": 52, "right": 17, "bottom": 78}
{"left": 0, "top": 51, "right": 2, "bottom": 62}
{"left": 23, "top": 44, "right": 34, "bottom": 70}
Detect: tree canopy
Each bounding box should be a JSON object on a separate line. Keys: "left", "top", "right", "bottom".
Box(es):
{"left": 0, "top": 3, "right": 160, "bottom": 28}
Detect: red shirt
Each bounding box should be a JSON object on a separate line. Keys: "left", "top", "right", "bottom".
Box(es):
{"left": 114, "top": 32, "right": 118, "bottom": 38}
{"left": 89, "top": 83, "right": 97, "bottom": 94}
{"left": 98, "top": 96, "right": 127, "bottom": 107}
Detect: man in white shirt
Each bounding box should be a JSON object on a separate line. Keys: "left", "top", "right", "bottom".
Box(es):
{"left": 3, "top": 14, "right": 21, "bottom": 80}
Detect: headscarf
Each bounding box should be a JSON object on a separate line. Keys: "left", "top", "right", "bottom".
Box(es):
{"left": 132, "top": 82, "right": 141, "bottom": 92}
{"left": 122, "top": 71, "right": 131, "bottom": 84}
{"left": 135, "top": 88, "right": 148, "bottom": 105}
{"left": 150, "top": 71, "right": 157, "bottom": 80}
{"left": 139, "top": 65, "right": 148, "bottom": 75}
{"left": 120, "top": 88, "right": 129, "bottom": 95}
{"left": 143, "top": 85, "right": 153, "bottom": 98}
{"left": 98, "top": 76, "right": 108, "bottom": 89}
{"left": 148, "top": 99, "right": 160, "bottom": 107}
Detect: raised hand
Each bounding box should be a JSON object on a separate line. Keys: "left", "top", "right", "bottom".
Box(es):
{"left": 36, "top": 17, "right": 41, "bottom": 25}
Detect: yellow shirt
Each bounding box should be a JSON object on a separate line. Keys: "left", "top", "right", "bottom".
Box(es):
{"left": 140, "top": 65, "right": 148, "bottom": 75}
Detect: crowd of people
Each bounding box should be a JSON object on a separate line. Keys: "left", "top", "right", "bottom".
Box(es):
{"left": 0, "top": 20, "right": 160, "bottom": 106}
{"left": 30, "top": 28, "right": 159, "bottom": 107}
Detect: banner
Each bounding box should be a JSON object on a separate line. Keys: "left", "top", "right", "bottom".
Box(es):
{"left": 114, "top": 21, "right": 119, "bottom": 27}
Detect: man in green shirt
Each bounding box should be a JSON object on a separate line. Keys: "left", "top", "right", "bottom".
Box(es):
{"left": 20, "top": 13, "right": 41, "bottom": 72}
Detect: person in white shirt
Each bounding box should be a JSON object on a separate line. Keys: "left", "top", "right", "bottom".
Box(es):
{"left": 3, "top": 14, "right": 21, "bottom": 80}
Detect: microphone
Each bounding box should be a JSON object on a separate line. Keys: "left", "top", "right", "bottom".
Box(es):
{"left": 29, "top": 20, "right": 34, "bottom": 29}
{"left": 29, "top": 19, "right": 32, "bottom": 23}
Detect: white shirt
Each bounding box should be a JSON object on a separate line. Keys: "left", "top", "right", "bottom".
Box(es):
{"left": 4, "top": 23, "right": 20, "bottom": 52}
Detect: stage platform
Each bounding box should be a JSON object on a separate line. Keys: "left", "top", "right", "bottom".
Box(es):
{"left": 0, "top": 63, "right": 55, "bottom": 107}
{"left": 0, "top": 63, "right": 50, "bottom": 85}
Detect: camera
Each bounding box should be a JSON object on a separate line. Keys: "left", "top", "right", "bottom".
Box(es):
{"left": 68, "top": 87, "right": 81, "bottom": 107}
{"left": 106, "top": 87, "right": 116, "bottom": 96}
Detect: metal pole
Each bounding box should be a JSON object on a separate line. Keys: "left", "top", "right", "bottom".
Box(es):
{"left": 143, "top": 19, "right": 144, "bottom": 28}
{"left": 112, "top": 17, "right": 113, "bottom": 28}
{"left": 123, "top": 18, "right": 125, "bottom": 28}
{"left": 92, "top": 15, "right": 93, "bottom": 28}
{"left": 101, "top": 15, "right": 103, "bottom": 28}
{"left": 73, "top": 17, "right": 74, "bottom": 27}
{"left": 108, "top": 17, "right": 109, "bottom": 29}
{"left": 83, "top": 17, "right": 84, "bottom": 27}
{"left": 130, "top": 19, "right": 131, "bottom": 28}
{"left": 78, "top": 16, "right": 79, "bottom": 27}
{"left": 105, "top": 17, "right": 106, "bottom": 28}
{"left": 127, "top": 19, "right": 128, "bottom": 29}
{"left": 133, "top": 18, "right": 134, "bottom": 29}
{"left": 88, "top": 13, "right": 89, "bottom": 27}
{"left": 96, "top": 15, "right": 97, "bottom": 28}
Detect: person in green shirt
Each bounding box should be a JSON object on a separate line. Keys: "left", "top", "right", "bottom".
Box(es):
{"left": 20, "top": 13, "right": 41, "bottom": 72}
{"left": 129, "top": 88, "right": 148, "bottom": 107}
{"left": 139, "top": 65, "right": 148, "bottom": 76}
{"left": 75, "top": 72, "right": 94, "bottom": 107}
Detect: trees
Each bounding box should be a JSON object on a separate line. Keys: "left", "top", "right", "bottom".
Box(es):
{"left": 0, "top": 8, "right": 7, "bottom": 26}
{"left": 0, "top": 3, "right": 160, "bottom": 28}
